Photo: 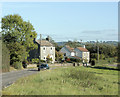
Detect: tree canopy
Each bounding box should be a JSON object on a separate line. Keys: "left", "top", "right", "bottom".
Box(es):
{"left": 1, "top": 14, "right": 37, "bottom": 66}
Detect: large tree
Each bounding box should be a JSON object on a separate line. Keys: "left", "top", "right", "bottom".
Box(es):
{"left": 1, "top": 14, "right": 37, "bottom": 65}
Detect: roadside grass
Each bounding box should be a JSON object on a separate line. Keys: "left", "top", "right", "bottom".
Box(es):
{"left": 2, "top": 66, "right": 118, "bottom": 95}
{"left": 96, "top": 58, "right": 117, "bottom": 66}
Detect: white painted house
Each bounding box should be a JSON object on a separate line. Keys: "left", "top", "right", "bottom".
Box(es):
{"left": 59, "top": 45, "right": 75, "bottom": 57}
{"left": 74, "top": 47, "right": 90, "bottom": 62}
{"left": 60, "top": 45, "right": 90, "bottom": 63}
{"left": 36, "top": 39, "right": 55, "bottom": 63}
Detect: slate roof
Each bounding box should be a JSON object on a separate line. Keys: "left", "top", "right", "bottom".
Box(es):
{"left": 36, "top": 39, "right": 53, "bottom": 46}
{"left": 65, "top": 45, "right": 75, "bottom": 52}
{"left": 76, "top": 47, "right": 89, "bottom": 52}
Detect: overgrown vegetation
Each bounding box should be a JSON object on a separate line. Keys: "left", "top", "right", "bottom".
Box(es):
{"left": 2, "top": 66, "right": 118, "bottom": 95}
{"left": 2, "top": 41, "right": 10, "bottom": 72}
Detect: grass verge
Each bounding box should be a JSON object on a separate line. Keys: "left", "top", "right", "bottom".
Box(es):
{"left": 2, "top": 66, "right": 118, "bottom": 95}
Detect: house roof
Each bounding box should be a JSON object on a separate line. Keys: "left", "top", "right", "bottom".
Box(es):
{"left": 36, "top": 39, "right": 53, "bottom": 46}
{"left": 65, "top": 45, "right": 75, "bottom": 52}
{"left": 76, "top": 47, "right": 89, "bottom": 52}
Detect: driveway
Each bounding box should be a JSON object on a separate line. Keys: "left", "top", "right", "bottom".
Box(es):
{"left": 2, "top": 68, "right": 38, "bottom": 89}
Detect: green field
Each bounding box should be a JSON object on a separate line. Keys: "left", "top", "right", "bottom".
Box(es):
{"left": 2, "top": 66, "right": 118, "bottom": 95}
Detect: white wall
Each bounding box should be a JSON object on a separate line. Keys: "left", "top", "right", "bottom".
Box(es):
{"left": 40, "top": 46, "right": 55, "bottom": 63}
{"left": 82, "top": 52, "right": 90, "bottom": 62}
{"left": 71, "top": 52, "right": 75, "bottom": 56}
{"left": 74, "top": 48, "right": 90, "bottom": 62}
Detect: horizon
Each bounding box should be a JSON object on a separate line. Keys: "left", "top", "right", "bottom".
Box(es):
{"left": 2, "top": 2, "right": 118, "bottom": 42}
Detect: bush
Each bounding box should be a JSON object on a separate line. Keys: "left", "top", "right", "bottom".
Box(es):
{"left": 91, "top": 59, "right": 96, "bottom": 66}
{"left": 22, "top": 60, "right": 28, "bottom": 68}
{"left": 32, "top": 58, "right": 39, "bottom": 64}
{"left": 100, "top": 54, "right": 105, "bottom": 59}
{"left": 2, "top": 41, "right": 10, "bottom": 72}
{"left": 13, "top": 62, "right": 22, "bottom": 69}
{"left": 40, "top": 60, "right": 46, "bottom": 63}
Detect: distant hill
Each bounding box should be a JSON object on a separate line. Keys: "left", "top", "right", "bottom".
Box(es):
{"left": 57, "top": 41, "right": 118, "bottom": 46}
{"left": 57, "top": 42, "right": 66, "bottom": 46}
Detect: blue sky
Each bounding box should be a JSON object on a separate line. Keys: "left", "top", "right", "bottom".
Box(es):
{"left": 2, "top": 2, "right": 118, "bottom": 42}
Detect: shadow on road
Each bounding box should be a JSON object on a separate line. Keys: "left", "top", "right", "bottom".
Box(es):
{"left": 27, "top": 69, "right": 38, "bottom": 72}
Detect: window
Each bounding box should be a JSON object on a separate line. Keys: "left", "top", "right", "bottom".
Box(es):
{"left": 64, "top": 53, "right": 66, "bottom": 56}
{"left": 44, "top": 57, "right": 46, "bottom": 59}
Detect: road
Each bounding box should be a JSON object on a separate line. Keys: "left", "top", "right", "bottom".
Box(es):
{"left": 1, "top": 67, "right": 58, "bottom": 89}
{"left": 1, "top": 68, "right": 39, "bottom": 89}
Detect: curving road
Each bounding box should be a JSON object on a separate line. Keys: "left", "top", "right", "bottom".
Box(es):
{"left": 1, "top": 67, "right": 58, "bottom": 89}
{"left": 2, "top": 69, "right": 39, "bottom": 89}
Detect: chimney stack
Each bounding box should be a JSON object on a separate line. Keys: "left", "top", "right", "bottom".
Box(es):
{"left": 46, "top": 36, "right": 50, "bottom": 41}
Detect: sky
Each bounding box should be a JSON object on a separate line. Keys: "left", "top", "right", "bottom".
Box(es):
{"left": 1, "top": 2, "right": 118, "bottom": 42}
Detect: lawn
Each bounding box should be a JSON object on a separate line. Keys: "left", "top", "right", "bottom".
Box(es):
{"left": 2, "top": 66, "right": 118, "bottom": 95}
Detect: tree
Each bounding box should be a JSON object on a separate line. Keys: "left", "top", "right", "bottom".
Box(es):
{"left": 2, "top": 14, "right": 37, "bottom": 52}
{"left": 55, "top": 51, "right": 64, "bottom": 63}
{"left": 2, "top": 41, "right": 10, "bottom": 72}
{"left": 46, "top": 55, "right": 52, "bottom": 63}
{"left": 7, "top": 42, "right": 26, "bottom": 65}
{"left": 1, "top": 14, "right": 37, "bottom": 67}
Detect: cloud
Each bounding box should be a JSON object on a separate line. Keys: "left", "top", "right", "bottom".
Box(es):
{"left": 81, "top": 29, "right": 117, "bottom": 34}
{"left": 82, "top": 30, "right": 101, "bottom": 34}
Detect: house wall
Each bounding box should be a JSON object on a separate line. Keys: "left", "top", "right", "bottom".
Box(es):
{"left": 74, "top": 48, "right": 82, "bottom": 58}
{"left": 71, "top": 52, "right": 75, "bottom": 56}
{"left": 60, "top": 47, "right": 71, "bottom": 57}
{"left": 74, "top": 48, "right": 90, "bottom": 62}
{"left": 40, "top": 46, "right": 55, "bottom": 63}
{"left": 82, "top": 52, "right": 90, "bottom": 62}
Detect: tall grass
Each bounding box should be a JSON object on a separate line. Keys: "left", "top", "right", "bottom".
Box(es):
{"left": 2, "top": 66, "right": 118, "bottom": 95}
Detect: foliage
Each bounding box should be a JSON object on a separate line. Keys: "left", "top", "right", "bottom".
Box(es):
{"left": 1, "top": 14, "right": 37, "bottom": 68}
{"left": 86, "top": 43, "right": 117, "bottom": 59}
{"left": 65, "top": 40, "right": 82, "bottom": 48}
{"left": 55, "top": 51, "right": 64, "bottom": 62}
{"left": 8, "top": 42, "right": 26, "bottom": 65}
{"left": 2, "top": 41, "right": 10, "bottom": 72}
{"left": 91, "top": 59, "right": 96, "bottom": 66}
{"left": 65, "top": 58, "right": 72, "bottom": 63}
{"left": 12, "top": 62, "right": 22, "bottom": 69}
{"left": 46, "top": 55, "right": 52, "bottom": 63}
{"left": 83, "top": 58, "right": 88, "bottom": 63}
{"left": 70, "top": 58, "right": 82, "bottom": 63}
{"left": 40, "top": 60, "right": 46, "bottom": 63}
{"left": 32, "top": 58, "right": 39, "bottom": 64}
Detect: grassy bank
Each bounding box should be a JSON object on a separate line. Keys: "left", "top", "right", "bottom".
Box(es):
{"left": 2, "top": 66, "right": 118, "bottom": 95}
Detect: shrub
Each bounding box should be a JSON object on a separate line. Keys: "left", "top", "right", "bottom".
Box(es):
{"left": 32, "top": 58, "right": 39, "bottom": 64}
{"left": 22, "top": 60, "right": 28, "bottom": 68}
{"left": 40, "top": 60, "right": 46, "bottom": 63}
{"left": 100, "top": 54, "right": 105, "bottom": 59}
{"left": 2, "top": 41, "right": 10, "bottom": 72}
{"left": 91, "top": 59, "right": 96, "bottom": 66}
{"left": 13, "top": 62, "right": 22, "bottom": 69}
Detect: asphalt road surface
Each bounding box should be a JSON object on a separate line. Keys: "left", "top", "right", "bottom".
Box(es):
{"left": 1, "top": 67, "right": 58, "bottom": 89}
{"left": 2, "top": 69, "right": 39, "bottom": 89}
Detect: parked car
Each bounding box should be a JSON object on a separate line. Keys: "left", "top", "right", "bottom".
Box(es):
{"left": 38, "top": 63, "right": 49, "bottom": 71}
